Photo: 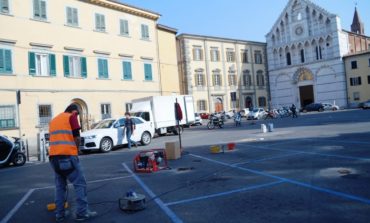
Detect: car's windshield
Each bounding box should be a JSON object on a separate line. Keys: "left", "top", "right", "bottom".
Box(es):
{"left": 252, "top": 109, "right": 258, "bottom": 112}
{"left": 94, "top": 119, "right": 116, "bottom": 129}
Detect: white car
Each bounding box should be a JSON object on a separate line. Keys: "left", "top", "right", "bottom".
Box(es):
{"left": 247, "top": 108, "right": 266, "bottom": 120}
{"left": 80, "top": 117, "right": 154, "bottom": 153}
{"left": 225, "top": 110, "right": 235, "bottom": 119}
{"left": 322, "top": 103, "right": 339, "bottom": 111}
{"left": 240, "top": 108, "right": 250, "bottom": 117}
{"left": 192, "top": 113, "right": 203, "bottom": 126}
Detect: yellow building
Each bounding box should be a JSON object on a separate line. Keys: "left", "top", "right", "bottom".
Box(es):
{"left": 343, "top": 50, "right": 370, "bottom": 107}
{"left": 177, "top": 34, "right": 269, "bottom": 113}
{"left": 0, "top": 0, "right": 179, "bottom": 155}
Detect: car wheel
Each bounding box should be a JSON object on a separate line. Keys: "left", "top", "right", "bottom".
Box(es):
{"left": 319, "top": 108, "right": 324, "bottom": 112}
{"left": 141, "top": 131, "right": 151, "bottom": 145}
{"left": 100, "top": 137, "right": 113, "bottom": 153}
{"left": 13, "top": 152, "right": 26, "bottom": 166}
{"left": 333, "top": 107, "right": 337, "bottom": 111}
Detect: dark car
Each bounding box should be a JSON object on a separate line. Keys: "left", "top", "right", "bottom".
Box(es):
{"left": 358, "top": 100, "right": 370, "bottom": 109}
{"left": 300, "top": 103, "right": 324, "bottom": 113}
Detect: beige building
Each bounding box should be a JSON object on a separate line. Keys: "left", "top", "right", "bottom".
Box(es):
{"left": 343, "top": 50, "right": 370, "bottom": 107}
{"left": 177, "top": 34, "right": 269, "bottom": 113}
{"left": 0, "top": 0, "right": 179, "bottom": 154}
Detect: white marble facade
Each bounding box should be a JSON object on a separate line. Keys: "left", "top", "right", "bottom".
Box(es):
{"left": 266, "top": 0, "right": 349, "bottom": 108}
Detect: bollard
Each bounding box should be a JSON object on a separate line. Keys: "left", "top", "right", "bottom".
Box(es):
{"left": 268, "top": 123, "right": 274, "bottom": 132}
{"left": 261, "top": 124, "right": 267, "bottom": 133}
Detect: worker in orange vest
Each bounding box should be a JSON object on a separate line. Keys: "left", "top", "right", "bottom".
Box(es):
{"left": 49, "top": 104, "right": 97, "bottom": 222}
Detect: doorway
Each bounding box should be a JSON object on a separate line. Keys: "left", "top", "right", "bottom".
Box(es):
{"left": 245, "top": 96, "right": 253, "bottom": 109}
{"left": 71, "top": 98, "right": 89, "bottom": 131}
{"left": 299, "top": 85, "right": 314, "bottom": 107}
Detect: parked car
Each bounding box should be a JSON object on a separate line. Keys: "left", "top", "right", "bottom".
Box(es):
{"left": 240, "top": 108, "right": 250, "bottom": 117}
{"left": 358, "top": 100, "right": 370, "bottom": 109}
{"left": 300, "top": 103, "right": 324, "bottom": 113}
{"left": 80, "top": 116, "right": 154, "bottom": 153}
{"left": 192, "top": 113, "right": 203, "bottom": 126}
{"left": 0, "top": 134, "right": 26, "bottom": 167}
{"left": 225, "top": 110, "right": 235, "bottom": 119}
{"left": 200, "top": 113, "right": 210, "bottom": 119}
{"left": 322, "top": 103, "right": 339, "bottom": 111}
{"left": 247, "top": 108, "right": 266, "bottom": 120}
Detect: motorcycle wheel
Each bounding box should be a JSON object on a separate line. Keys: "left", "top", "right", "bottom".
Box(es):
{"left": 13, "top": 152, "right": 26, "bottom": 166}
{"left": 207, "top": 122, "right": 215, "bottom": 129}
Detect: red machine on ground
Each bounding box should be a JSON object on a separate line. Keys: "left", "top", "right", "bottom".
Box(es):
{"left": 133, "top": 149, "right": 168, "bottom": 173}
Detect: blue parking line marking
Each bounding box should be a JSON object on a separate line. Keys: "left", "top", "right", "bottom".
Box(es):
{"left": 245, "top": 144, "right": 370, "bottom": 162}
{"left": 190, "top": 154, "right": 370, "bottom": 206}
{"left": 232, "top": 152, "right": 304, "bottom": 166}
{"left": 122, "top": 163, "right": 183, "bottom": 223}
{"left": 165, "top": 180, "right": 284, "bottom": 207}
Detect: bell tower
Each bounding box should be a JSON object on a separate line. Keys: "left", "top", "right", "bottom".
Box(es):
{"left": 351, "top": 7, "right": 364, "bottom": 35}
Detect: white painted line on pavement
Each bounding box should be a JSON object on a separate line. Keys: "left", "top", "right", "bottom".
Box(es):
{"left": 122, "top": 163, "right": 183, "bottom": 223}
{"left": 1, "top": 189, "right": 35, "bottom": 223}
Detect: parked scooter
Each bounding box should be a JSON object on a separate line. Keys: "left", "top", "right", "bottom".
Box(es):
{"left": 207, "top": 114, "right": 224, "bottom": 129}
{"left": 0, "top": 135, "right": 26, "bottom": 167}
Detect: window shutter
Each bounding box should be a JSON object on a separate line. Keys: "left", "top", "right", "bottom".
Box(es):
{"left": 66, "top": 7, "right": 72, "bottom": 24}
{"left": 80, "top": 57, "right": 87, "bottom": 78}
{"left": 141, "top": 24, "right": 145, "bottom": 38}
{"left": 73, "top": 8, "right": 78, "bottom": 25}
{"left": 144, "top": 64, "right": 152, "bottom": 80}
{"left": 49, "top": 54, "right": 56, "bottom": 76}
{"left": 98, "top": 59, "right": 103, "bottom": 78}
{"left": 101, "top": 15, "right": 105, "bottom": 31}
{"left": 359, "top": 77, "right": 362, "bottom": 85}
{"left": 123, "top": 61, "right": 132, "bottom": 79}
{"left": 28, "top": 52, "right": 36, "bottom": 75}
{"left": 40, "top": 0, "right": 46, "bottom": 19}
{"left": 33, "top": 0, "right": 40, "bottom": 17}
{"left": 103, "top": 59, "right": 108, "bottom": 78}
{"left": 0, "top": 49, "right": 4, "bottom": 72}
{"left": 63, "top": 55, "right": 70, "bottom": 77}
{"left": 4, "top": 50, "right": 12, "bottom": 73}
{"left": 200, "top": 50, "right": 203, "bottom": 60}
{"left": 95, "top": 14, "right": 100, "bottom": 30}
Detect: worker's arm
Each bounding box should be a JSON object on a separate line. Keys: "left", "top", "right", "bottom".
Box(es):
{"left": 70, "top": 112, "right": 81, "bottom": 149}
{"left": 74, "top": 136, "right": 81, "bottom": 147}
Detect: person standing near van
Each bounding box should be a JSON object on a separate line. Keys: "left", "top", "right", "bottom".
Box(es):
{"left": 49, "top": 104, "right": 97, "bottom": 222}
{"left": 124, "top": 112, "right": 137, "bottom": 149}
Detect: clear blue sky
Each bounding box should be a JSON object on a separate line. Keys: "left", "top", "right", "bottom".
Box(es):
{"left": 119, "top": 0, "right": 370, "bottom": 42}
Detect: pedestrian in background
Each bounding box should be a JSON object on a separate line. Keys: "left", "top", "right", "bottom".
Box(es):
{"left": 291, "top": 104, "right": 298, "bottom": 118}
{"left": 234, "top": 111, "right": 242, "bottom": 126}
{"left": 124, "top": 112, "right": 137, "bottom": 149}
{"left": 49, "top": 104, "right": 97, "bottom": 222}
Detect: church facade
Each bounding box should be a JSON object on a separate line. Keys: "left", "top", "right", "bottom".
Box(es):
{"left": 266, "top": 0, "right": 357, "bottom": 109}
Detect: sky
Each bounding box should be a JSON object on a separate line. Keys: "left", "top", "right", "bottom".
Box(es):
{"left": 119, "top": 0, "right": 370, "bottom": 42}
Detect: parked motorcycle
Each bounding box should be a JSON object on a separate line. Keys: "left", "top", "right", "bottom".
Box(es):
{"left": 207, "top": 114, "right": 224, "bottom": 129}
{"left": 0, "top": 135, "right": 26, "bottom": 167}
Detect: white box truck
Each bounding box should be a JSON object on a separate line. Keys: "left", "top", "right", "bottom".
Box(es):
{"left": 130, "top": 95, "right": 195, "bottom": 135}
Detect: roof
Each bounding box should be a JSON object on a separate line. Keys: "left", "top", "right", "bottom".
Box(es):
{"left": 342, "top": 29, "right": 370, "bottom": 38}
{"left": 157, "top": 24, "right": 178, "bottom": 34}
{"left": 177, "top": 33, "right": 266, "bottom": 46}
{"left": 343, "top": 50, "right": 370, "bottom": 58}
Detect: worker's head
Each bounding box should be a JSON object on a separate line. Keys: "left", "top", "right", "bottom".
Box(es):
{"left": 64, "top": 104, "right": 79, "bottom": 115}
{"left": 125, "top": 112, "right": 131, "bottom": 118}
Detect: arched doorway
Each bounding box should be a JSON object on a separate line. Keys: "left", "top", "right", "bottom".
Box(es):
{"left": 294, "top": 68, "right": 315, "bottom": 107}
{"left": 245, "top": 96, "right": 253, "bottom": 109}
{"left": 214, "top": 97, "right": 223, "bottom": 112}
{"left": 71, "top": 98, "right": 89, "bottom": 131}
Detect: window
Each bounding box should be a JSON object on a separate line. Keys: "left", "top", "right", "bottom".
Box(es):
{"left": 120, "top": 19, "right": 129, "bottom": 36}
{"left": 28, "top": 52, "right": 56, "bottom": 76}
{"left": 254, "top": 51, "right": 262, "bottom": 64}
{"left": 101, "top": 104, "right": 111, "bottom": 119}
{"left": 0, "top": 49, "right": 12, "bottom": 74}
{"left": 210, "top": 48, "right": 220, "bottom": 62}
{"left": 368, "top": 75, "right": 370, "bottom": 84}
{"left": 33, "top": 0, "right": 47, "bottom": 20}
{"left": 63, "top": 55, "right": 87, "bottom": 78}
{"left": 256, "top": 71, "right": 265, "bottom": 86}
{"left": 353, "top": 92, "right": 360, "bottom": 101}
{"left": 258, "top": 97, "right": 267, "bottom": 107}
{"left": 351, "top": 61, "right": 358, "bottom": 69}
{"left": 226, "top": 51, "right": 235, "bottom": 62}
{"left": 197, "top": 100, "right": 207, "bottom": 111}
{"left": 125, "top": 103, "right": 132, "bottom": 112}
{"left": 228, "top": 74, "right": 237, "bottom": 86}
{"left": 243, "top": 71, "right": 252, "bottom": 87}
{"left": 97, "top": 58, "right": 108, "bottom": 79}
{"left": 38, "top": 104, "right": 52, "bottom": 126}
{"left": 95, "top": 13, "right": 106, "bottom": 32}
{"left": 286, "top": 52, "right": 292, "bottom": 65}
{"left": 66, "top": 7, "right": 78, "bottom": 26}
{"left": 0, "top": 105, "right": 16, "bottom": 129}
{"left": 193, "top": 47, "right": 203, "bottom": 61}
{"left": 0, "top": 0, "right": 9, "bottom": 14}
{"left": 141, "top": 24, "right": 149, "bottom": 39}
{"left": 195, "top": 73, "right": 204, "bottom": 86}
{"left": 350, "top": 77, "right": 362, "bottom": 86}
{"left": 213, "top": 73, "right": 222, "bottom": 86}
{"left": 316, "top": 46, "right": 322, "bottom": 60}
{"left": 241, "top": 51, "right": 248, "bottom": 63}
{"left": 300, "top": 49, "right": 305, "bottom": 63}
{"left": 144, "top": 63, "right": 152, "bottom": 81}
{"left": 122, "top": 61, "right": 132, "bottom": 80}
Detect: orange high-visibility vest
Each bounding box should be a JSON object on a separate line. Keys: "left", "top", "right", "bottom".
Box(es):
{"left": 49, "top": 112, "right": 78, "bottom": 156}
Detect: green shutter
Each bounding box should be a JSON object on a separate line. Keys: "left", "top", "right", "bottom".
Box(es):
{"left": 98, "top": 59, "right": 103, "bottom": 78}
{"left": 141, "top": 24, "right": 145, "bottom": 38}
{"left": 40, "top": 0, "right": 46, "bottom": 19}
{"left": 123, "top": 61, "right": 132, "bottom": 80}
{"left": 80, "top": 57, "right": 87, "bottom": 78}
{"left": 95, "top": 14, "right": 100, "bottom": 30}
{"left": 73, "top": 8, "right": 78, "bottom": 25}
{"left": 49, "top": 54, "right": 56, "bottom": 76}
{"left": 63, "top": 55, "right": 70, "bottom": 77}
{"left": 28, "top": 52, "right": 36, "bottom": 75}
{"left": 0, "top": 49, "right": 4, "bottom": 72}
{"left": 33, "top": 0, "right": 40, "bottom": 17}
{"left": 66, "top": 7, "right": 72, "bottom": 24}
{"left": 144, "top": 63, "right": 152, "bottom": 81}
{"left": 103, "top": 59, "right": 108, "bottom": 78}
{"left": 4, "top": 50, "right": 12, "bottom": 73}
